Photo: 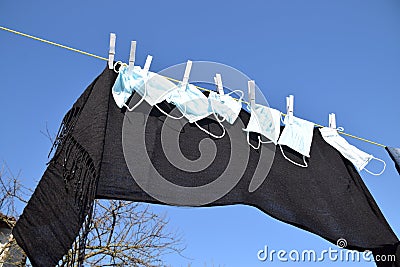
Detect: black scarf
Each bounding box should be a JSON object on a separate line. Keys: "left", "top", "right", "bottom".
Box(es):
{"left": 386, "top": 147, "right": 400, "bottom": 175}
{"left": 13, "top": 65, "right": 400, "bottom": 266}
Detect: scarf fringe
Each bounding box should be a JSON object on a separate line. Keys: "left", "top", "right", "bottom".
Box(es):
{"left": 48, "top": 107, "right": 82, "bottom": 161}
{"left": 58, "top": 203, "right": 95, "bottom": 267}
{"left": 58, "top": 134, "right": 97, "bottom": 266}
{"left": 49, "top": 108, "right": 98, "bottom": 266}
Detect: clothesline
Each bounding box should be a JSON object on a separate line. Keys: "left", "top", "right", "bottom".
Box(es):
{"left": 0, "top": 25, "right": 386, "bottom": 148}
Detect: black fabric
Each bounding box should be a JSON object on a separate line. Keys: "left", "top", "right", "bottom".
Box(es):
{"left": 13, "top": 65, "right": 399, "bottom": 266}
{"left": 13, "top": 68, "right": 115, "bottom": 266}
{"left": 386, "top": 147, "right": 400, "bottom": 175}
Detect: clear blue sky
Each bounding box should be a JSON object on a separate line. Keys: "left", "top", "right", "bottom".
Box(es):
{"left": 1, "top": 1, "right": 399, "bottom": 266}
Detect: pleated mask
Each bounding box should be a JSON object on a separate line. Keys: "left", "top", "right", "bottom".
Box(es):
{"left": 112, "top": 65, "right": 178, "bottom": 111}
{"left": 166, "top": 83, "right": 212, "bottom": 123}
{"left": 319, "top": 127, "right": 386, "bottom": 175}
{"left": 208, "top": 90, "right": 243, "bottom": 125}
{"left": 243, "top": 104, "right": 282, "bottom": 149}
{"left": 277, "top": 115, "right": 314, "bottom": 168}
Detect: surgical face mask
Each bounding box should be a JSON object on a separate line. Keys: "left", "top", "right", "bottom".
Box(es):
{"left": 112, "top": 65, "right": 177, "bottom": 110}
{"left": 208, "top": 90, "right": 243, "bottom": 125}
{"left": 319, "top": 127, "right": 386, "bottom": 175}
{"left": 112, "top": 65, "right": 137, "bottom": 108}
{"left": 277, "top": 115, "right": 315, "bottom": 167}
{"left": 243, "top": 104, "right": 282, "bottom": 149}
{"left": 166, "top": 84, "right": 226, "bottom": 138}
{"left": 166, "top": 83, "right": 212, "bottom": 123}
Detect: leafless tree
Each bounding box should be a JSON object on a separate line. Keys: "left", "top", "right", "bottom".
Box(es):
{"left": 0, "top": 164, "right": 30, "bottom": 218}
{"left": 0, "top": 164, "right": 28, "bottom": 266}
{"left": 0, "top": 164, "right": 186, "bottom": 266}
{"left": 59, "top": 200, "right": 185, "bottom": 267}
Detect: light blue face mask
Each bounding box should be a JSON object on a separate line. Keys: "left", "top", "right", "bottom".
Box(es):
{"left": 319, "top": 127, "right": 386, "bottom": 175}
{"left": 208, "top": 90, "right": 243, "bottom": 125}
{"left": 112, "top": 61, "right": 178, "bottom": 111}
{"left": 243, "top": 104, "right": 282, "bottom": 149}
{"left": 166, "top": 83, "right": 211, "bottom": 123}
{"left": 112, "top": 65, "right": 140, "bottom": 109}
{"left": 166, "top": 84, "right": 226, "bottom": 138}
{"left": 277, "top": 115, "right": 315, "bottom": 167}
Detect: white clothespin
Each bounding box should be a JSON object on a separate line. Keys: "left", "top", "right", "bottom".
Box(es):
{"left": 286, "top": 95, "right": 294, "bottom": 124}
{"left": 248, "top": 80, "right": 256, "bottom": 110}
{"left": 181, "top": 60, "right": 193, "bottom": 88}
{"left": 329, "top": 113, "right": 337, "bottom": 129}
{"left": 128, "top": 41, "right": 137, "bottom": 74}
{"left": 108, "top": 33, "right": 116, "bottom": 69}
{"left": 143, "top": 55, "right": 153, "bottom": 73}
{"left": 214, "top": 73, "right": 224, "bottom": 95}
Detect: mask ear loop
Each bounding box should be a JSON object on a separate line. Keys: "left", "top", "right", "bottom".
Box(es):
{"left": 279, "top": 145, "right": 308, "bottom": 168}
{"left": 246, "top": 132, "right": 261, "bottom": 150}
{"left": 206, "top": 106, "right": 227, "bottom": 138}
{"left": 155, "top": 104, "right": 186, "bottom": 120}
{"left": 363, "top": 157, "right": 386, "bottom": 176}
{"left": 194, "top": 120, "right": 226, "bottom": 139}
{"left": 123, "top": 67, "right": 148, "bottom": 112}
{"left": 113, "top": 61, "right": 128, "bottom": 73}
{"left": 227, "top": 89, "right": 244, "bottom": 101}
{"left": 259, "top": 138, "right": 273, "bottom": 144}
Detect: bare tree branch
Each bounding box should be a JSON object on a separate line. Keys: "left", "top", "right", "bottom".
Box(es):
{"left": 39, "top": 122, "right": 54, "bottom": 145}
{"left": 1, "top": 155, "right": 186, "bottom": 267}
{"left": 58, "top": 199, "right": 185, "bottom": 266}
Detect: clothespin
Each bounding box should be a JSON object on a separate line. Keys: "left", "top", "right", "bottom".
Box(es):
{"left": 286, "top": 95, "right": 294, "bottom": 124}
{"left": 108, "top": 33, "right": 116, "bottom": 69}
{"left": 143, "top": 55, "right": 153, "bottom": 73}
{"left": 248, "top": 80, "right": 256, "bottom": 110}
{"left": 329, "top": 113, "right": 337, "bottom": 129}
{"left": 128, "top": 41, "right": 137, "bottom": 74}
{"left": 181, "top": 60, "right": 193, "bottom": 88}
{"left": 215, "top": 73, "right": 224, "bottom": 95}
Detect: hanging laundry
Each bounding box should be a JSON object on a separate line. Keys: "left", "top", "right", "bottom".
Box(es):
{"left": 320, "top": 127, "right": 386, "bottom": 176}
{"left": 112, "top": 64, "right": 177, "bottom": 109}
{"left": 278, "top": 115, "right": 314, "bottom": 157}
{"left": 13, "top": 65, "right": 400, "bottom": 267}
{"left": 208, "top": 90, "right": 243, "bottom": 125}
{"left": 165, "top": 83, "right": 228, "bottom": 138}
{"left": 112, "top": 65, "right": 137, "bottom": 108}
{"left": 166, "top": 83, "right": 212, "bottom": 123}
{"left": 276, "top": 114, "right": 314, "bottom": 168}
{"left": 13, "top": 69, "right": 109, "bottom": 266}
{"left": 243, "top": 104, "right": 281, "bottom": 146}
{"left": 385, "top": 146, "right": 400, "bottom": 175}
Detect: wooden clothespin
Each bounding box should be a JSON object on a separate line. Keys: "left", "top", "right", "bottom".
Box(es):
{"left": 329, "top": 113, "right": 337, "bottom": 129}
{"left": 215, "top": 74, "right": 224, "bottom": 95}
{"left": 248, "top": 80, "right": 256, "bottom": 110}
{"left": 143, "top": 55, "right": 153, "bottom": 73}
{"left": 181, "top": 60, "right": 193, "bottom": 88}
{"left": 286, "top": 95, "right": 294, "bottom": 124}
{"left": 128, "top": 41, "right": 137, "bottom": 74}
{"left": 108, "top": 33, "right": 116, "bottom": 69}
